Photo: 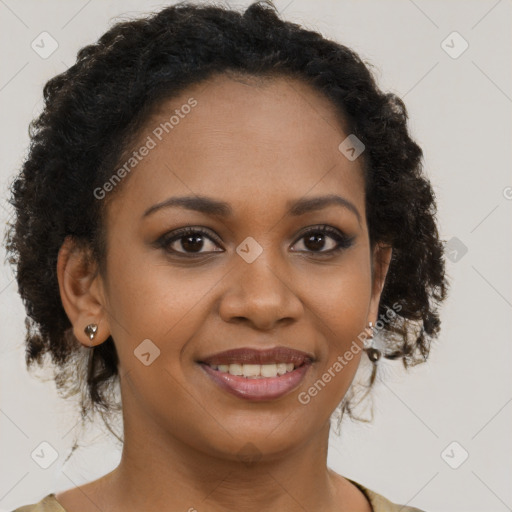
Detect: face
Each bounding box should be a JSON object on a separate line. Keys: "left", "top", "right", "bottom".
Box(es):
{"left": 63, "top": 73, "right": 391, "bottom": 461}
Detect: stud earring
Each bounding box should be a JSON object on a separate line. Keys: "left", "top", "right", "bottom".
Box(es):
{"left": 84, "top": 323, "right": 98, "bottom": 341}
{"left": 363, "top": 321, "right": 381, "bottom": 363}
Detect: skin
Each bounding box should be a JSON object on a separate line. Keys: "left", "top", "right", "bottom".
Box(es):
{"left": 56, "top": 73, "right": 392, "bottom": 512}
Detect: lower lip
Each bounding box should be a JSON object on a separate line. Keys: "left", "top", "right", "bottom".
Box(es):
{"left": 199, "top": 362, "right": 311, "bottom": 401}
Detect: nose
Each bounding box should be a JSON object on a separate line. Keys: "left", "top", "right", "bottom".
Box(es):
{"left": 218, "top": 253, "right": 304, "bottom": 331}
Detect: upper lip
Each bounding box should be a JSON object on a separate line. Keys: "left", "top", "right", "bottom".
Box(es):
{"left": 198, "top": 346, "right": 314, "bottom": 367}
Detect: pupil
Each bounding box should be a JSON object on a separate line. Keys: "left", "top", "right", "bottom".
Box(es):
{"left": 182, "top": 234, "right": 203, "bottom": 252}
{"left": 305, "top": 233, "right": 324, "bottom": 251}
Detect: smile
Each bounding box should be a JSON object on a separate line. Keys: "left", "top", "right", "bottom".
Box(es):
{"left": 197, "top": 346, "right": 314, "bottom": 401}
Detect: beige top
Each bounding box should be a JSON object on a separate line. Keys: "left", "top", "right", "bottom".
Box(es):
{"left": 11, "top": 479, "right": 425, "bottom": 512}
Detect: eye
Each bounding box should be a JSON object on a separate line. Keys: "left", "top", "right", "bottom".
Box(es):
{"left": 157, "top": 224, "right": 354, "bottom": 258}
{"left": 158, "top": 227, "right": 223, "bottom": 256}
{"left": 291, "top": 225, "right": 355, "bottom": 255}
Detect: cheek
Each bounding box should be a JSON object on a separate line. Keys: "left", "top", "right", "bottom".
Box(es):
{"left": 295, "top": 268, "right": 372, "bottom": 429}
{"left": 305, "top": 250, "right": 372, "bottom": 386}
{"left": 309, "top": 251, "right": 372, "bottom": 329}
{"left": 104, "top": 247, "right": 221, "bottom": 362}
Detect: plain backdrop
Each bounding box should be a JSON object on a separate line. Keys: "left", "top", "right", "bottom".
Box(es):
{"left": 0, "top": 1, "right": 511, "bottom": 511}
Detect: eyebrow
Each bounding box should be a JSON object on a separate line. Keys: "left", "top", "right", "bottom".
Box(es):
{"left": 142, "top": 194, "right": 361, "bottom": 224}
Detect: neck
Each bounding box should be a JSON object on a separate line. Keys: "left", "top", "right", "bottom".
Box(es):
{"left": 103, "top": 413, "right": 343, "bottom": 512}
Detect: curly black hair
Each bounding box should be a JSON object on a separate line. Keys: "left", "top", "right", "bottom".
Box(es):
{"left": 4, "top": 0, "right": 448, "bottom": 441}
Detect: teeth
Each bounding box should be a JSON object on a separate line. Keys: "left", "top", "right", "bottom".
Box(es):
{"left": 277, "top": 363, "right": 288, "bottom": 375}
{"left": 261, "top": 364, "right": 277, "bottom": 377}
{"left": 209, "top": 362, "right": 296, "bottom": 378}
{"left": 228, "top": 363, "right": 243, "bottom": 376}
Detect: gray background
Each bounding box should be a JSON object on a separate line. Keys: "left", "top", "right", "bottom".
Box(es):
{"left": 1, "top": 1, "right": 511, "bottom": 511}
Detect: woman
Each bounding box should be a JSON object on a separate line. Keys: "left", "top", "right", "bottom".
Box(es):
{"left": 5, "top": 1, "right": 447, "bottom": 511}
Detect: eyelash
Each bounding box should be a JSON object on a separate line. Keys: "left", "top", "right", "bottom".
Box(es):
{"left": 157, "top": 225, "right": 355, "bottom": 258}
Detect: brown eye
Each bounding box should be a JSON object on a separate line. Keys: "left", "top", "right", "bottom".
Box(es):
{"left": 291, "top": 225, "right": 354, "bottom": 255}
{"left": 157, "top": 224, "right": 354, "bottom": 259}
{"left": 158, "top": 227, "right": 223, "bottom": 256}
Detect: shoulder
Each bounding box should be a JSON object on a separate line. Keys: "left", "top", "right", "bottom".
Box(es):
{"left": 10, "top": 494, "right": 66, "bottom": 512}
{"left": 346, "top": 478, "right": 427, "bottom": 512}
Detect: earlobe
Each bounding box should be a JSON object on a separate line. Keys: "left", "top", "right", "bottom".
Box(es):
{"left": 57, "top": 236, "right": 109, "bottom": 347}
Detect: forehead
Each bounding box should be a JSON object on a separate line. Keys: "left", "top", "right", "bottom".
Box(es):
{"left": 108, "top": 73, "right": 365, "bottom": 221}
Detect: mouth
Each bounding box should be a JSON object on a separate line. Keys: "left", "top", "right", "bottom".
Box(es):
{"left": 197, "top": 346, "right": 314, "bottom": 401}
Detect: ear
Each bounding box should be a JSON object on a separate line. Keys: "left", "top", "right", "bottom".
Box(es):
{"left": 367, "top": 242, "right": 393, "bottom": 323}
{"left": 57, "top": 236, "right": 110, "bottom": 347}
